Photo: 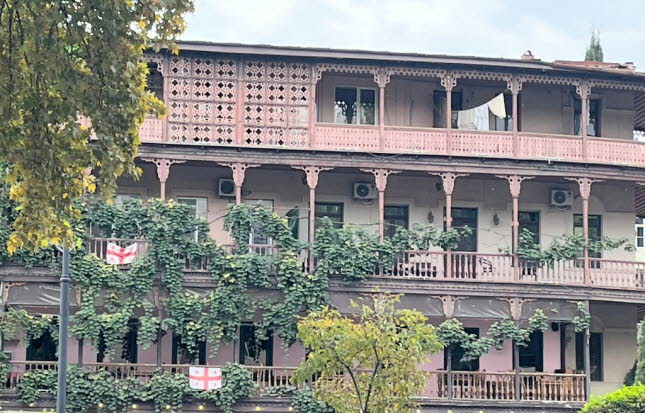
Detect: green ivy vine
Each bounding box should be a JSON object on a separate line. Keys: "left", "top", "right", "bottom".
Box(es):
{"left": 16, "top": 364, "right": 252, "bottom": 413}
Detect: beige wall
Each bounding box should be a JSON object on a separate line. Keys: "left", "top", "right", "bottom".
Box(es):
{"left": 317, "top": 74, "right": 636, "bottom": 139}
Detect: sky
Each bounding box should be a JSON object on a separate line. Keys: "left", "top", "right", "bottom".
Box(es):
{"left": 182, "top": 0, "right": 645, "bottom": 70}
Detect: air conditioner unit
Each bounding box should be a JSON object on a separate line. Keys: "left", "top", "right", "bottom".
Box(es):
{"left": 353, "top": 182, "right": 377, "bottom": 200}
{"left": 550, "top": 189, "right": 573, "bottom": 207}
{"left": 218, "top": 178, "right": 236, "bottom": 197}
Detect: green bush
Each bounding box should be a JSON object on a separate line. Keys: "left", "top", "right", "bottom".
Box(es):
{"left": 580, "top": 384, "right": 645, "bottom": 412}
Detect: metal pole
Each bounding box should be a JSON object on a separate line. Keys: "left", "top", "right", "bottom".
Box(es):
{"left": 56, "top": 247, "right": 71, "bottom": 413}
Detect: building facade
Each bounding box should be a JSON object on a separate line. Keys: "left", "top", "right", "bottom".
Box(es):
{"left": 3, "top": 42, "right": 645, "bottom": 412}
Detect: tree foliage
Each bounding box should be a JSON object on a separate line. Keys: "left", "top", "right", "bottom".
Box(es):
{"left": 636, "top": 319, "right": 645, "bottom": 384}
{"left": 581, "top": 383, "right": 645, "bottom": 413}
{"left": 0, "top": 0, "right": 194, "bottom": 252}
{"left": 292, "top": 292, "right": 442, "bottom": 413}
{"left": 585, "top": 30, "right": 604, "bottom": 62}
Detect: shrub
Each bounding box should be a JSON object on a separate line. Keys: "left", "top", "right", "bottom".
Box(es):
{"left": 580, "top": 384, "right": 645, "bottom": 413}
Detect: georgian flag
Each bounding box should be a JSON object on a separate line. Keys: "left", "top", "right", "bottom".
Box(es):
{"left": 105, "top": 242, "right": 138, "bottom": 265}
{"left": 189, "top": 367, "right": 222, "bottom": 391}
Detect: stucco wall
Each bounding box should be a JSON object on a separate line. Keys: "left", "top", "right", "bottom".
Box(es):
{"left": 316, "top": 74, "right": 635, "bottom": 139}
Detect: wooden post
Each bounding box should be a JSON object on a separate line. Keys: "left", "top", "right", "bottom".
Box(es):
{"left": 362, "top": 169, "right": 399, "bottom": 242}
{"left": 446, "top": 346, "right": 453, "bottom": 399}
{"left": 219, "top": 163, "right": 260, "bottom": 205}
{"left": 513, "top": 339, "right": 521, "bottom": 400}
{"left": 293, "top": 166, "right": 333, "bottom": 270}
{"left": 236, "top": 60, "right": 246, "bottom": 145}
{"left": 432, "top": 173, "right": 468, "bottom": 279}
{"left": 577, "top": 81, "right": 590, "bottom": 161}
{"left": 498, "top": 175, "right": 532, "bottom": 281}
{"left": 508, "top": 75, "right": 522, "bottom": 157}
{"left": 375, "top": 69, "right": 389, "bottom": 151}
{"left": 567, "top": 178, "right": 600, "bottom": 285}
{"left": 142, "top": 158, "right": 185, "bottom": 201}
{"left": 309, "top": 66, "right": 318, "bottom": 148}
{"left": 441, "top": 73, "right": 457, "bottom": 155}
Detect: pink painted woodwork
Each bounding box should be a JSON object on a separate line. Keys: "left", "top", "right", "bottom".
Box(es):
{"left": 4, "top": 361, "right": 586, "bottom": 402}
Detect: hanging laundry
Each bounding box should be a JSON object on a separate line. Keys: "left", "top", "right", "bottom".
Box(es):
{"left": 488, "top": 93, "right": 507, "bottom": 119}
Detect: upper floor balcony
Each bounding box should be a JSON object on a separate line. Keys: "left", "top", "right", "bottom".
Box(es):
{"left": 136, "top": 43, "right": 645, "bottom": 169}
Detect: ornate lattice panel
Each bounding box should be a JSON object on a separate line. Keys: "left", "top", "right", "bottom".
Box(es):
{"left": 242, "top": 60, "right": 311, "bottom": 147}
{"left": 167, "top": 55, "right": 238, "bottom": 144}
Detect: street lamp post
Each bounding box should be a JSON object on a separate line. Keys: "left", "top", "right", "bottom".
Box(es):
{"left": 56, "top": 247, "right": 71, "bottom": 413}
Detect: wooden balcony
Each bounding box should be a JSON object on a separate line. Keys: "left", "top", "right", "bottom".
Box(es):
{"left": 3, "top": 361, "right": 585, "bottom": 403}
{"left": 387, "top": 251, "right": 645, "bottom": 290}
{"left": 139, "top": 117, "right": 645, "bottom": 168}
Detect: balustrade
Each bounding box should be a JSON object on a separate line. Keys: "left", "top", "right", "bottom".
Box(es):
{"left": 4, "top": 362, "right": 585, "bottom": 403}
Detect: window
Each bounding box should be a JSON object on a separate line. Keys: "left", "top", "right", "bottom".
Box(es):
{"left": 518, "top": 331, "right": 543, "bottom": 372}
{"left": 244, "top": 200, "right": 274, "bottom": 245}
{"left": 172, "top": 334, "right": 206, "bottom": 365}
{"left": 574, "top": 214, "right": 602, "bottom": 258}
{"left": 574, "top": 97, "right": 601, "bottom": 137}
{"left": 238, "top": 324, "right": 273, "bottom": 366}
{"left": 315, "top": 202, "right": 344, "bottom": 229}
{"left": 446, "top": 208, "right": 478, "bottom": 252}
{"left": 384, "top": 205, "right": 409, "bottom": 239}
{"left": 115, "top": 193, "right": 142, "bottom": 207}
{"left": 433, "top": 91, "right": 463, "bottom": 128}
{"left": 636, "top": 217, "right": 644, "bottom": 248}
{"left": 519, "top": 211, "right": 540, "bottom": 245}
{"left": 96, "top": 320, "right": 138, "bottom": 363}
{"left": 444, "top": 328, "right": 479, "bottom": 371}
{"left": 286, "top": 208, "right": 300, "bottom": 240}
{"left": 27, "top": 324, "right": 57, "bottom": 362}
{"left": 576, "top": 332, "right": 603, "bottom": 381}
{"left": 146, "top": 63, "right": 164, "bottom": 101}
{"left": 334, "top": 87, "right": 376, "bottom": 125}
{"left": 177, "top": 197, "right": 208, "bottom": 241}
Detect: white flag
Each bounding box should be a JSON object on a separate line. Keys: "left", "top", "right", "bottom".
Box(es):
{"left": 105, "top": 242, "right": 138, "bottom": 265}
{"left": 189, "top": 367, "right": 222, "bottom": 391}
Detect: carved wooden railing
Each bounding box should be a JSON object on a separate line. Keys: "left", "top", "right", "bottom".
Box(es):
{"left": 86, "top": 238, "right": 149, "bottom": 264}
{"left": 4, "top": 362, "right": 585, "bottom": 402}
{"left": 386, "top": 250, "right": 645, "bottom": 289}
{"left": 427, "top": 371, "right": 585, "bottom": 402}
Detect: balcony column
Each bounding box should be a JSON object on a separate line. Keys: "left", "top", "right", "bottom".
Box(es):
{"left": 374, "top": 69, "right": 390, "bottom": 151}
{"left": 510, "top": 298, "right": 522, "bottom": 401}
{"left": 361, "top": 169, "right": 400, "bottom": 241}
{"left": 309, "top": 67, "right": 319, "bottom": 148}
{"left": 432, "top": 173, "right": 468, "bottom": 278}
{"left": 293, "top": 166, "right": 333, "bottom": 269}
{"left": 441, "top": 73, "right": 458, "bottom": 155}
{"left": 218, "top": 162, "right": 260, "bottom": 204}
{"left": 583, "top": 301, "right": 591, "bottom": 399}
{"left": 498, "top": 175, "right": 533, "bottom": 281}
{"left": 441, "top": 296, "right": 456, "bottom": 399}
{"left": 577, "top": 81, "right": 591, "bottom": 161}
{"left": 142, "top": 158, "right": 185, "bottom": 201}
{"left": 235, "top": 60, "right": 246, "bottom": 145}
{"left": 508, "top": 75, "right": 523, "bottom": 157}
{"left": 567, "top": 178, "right": 601, "bottom": 284}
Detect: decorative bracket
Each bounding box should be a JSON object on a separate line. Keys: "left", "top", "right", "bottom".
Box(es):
{"left": 431, "top": 172, "right": 469, "bottom": 195}
{"left": 565, "top": 177, "right": 602, "bottom": 200}
{"left": 361, "top": 169, "right": 400, "bottom": 192}
{"left": 374, "top": 68, "right": 391, "bottom": 88}
{"left": 439, "top": 295, "right": 458, "bottom": 319}
{"left": 218, "top": 162, "right": 260, "bottom": 187}
{"left": 575, "top": 80, "right": 591, "bottom": 99}
{"left": 507, "top": 75, "right": 524, "bottom": 95}
{"left": 506, "top": 297, "right": 532, "bottom": 321}
{"left": 141, "top": 158, "right": 185, "bottom": 183}
{"left": 2, "top": 282, "right": 25, "bottom": 304}
{"left": 496, "top": 175, "right": 534, "bottom": 198}
{"left": 292, "top": 166, "right": 333, "bottom": 189}
{"left": 440, "top": 72, "right": 458, "bottom": 91}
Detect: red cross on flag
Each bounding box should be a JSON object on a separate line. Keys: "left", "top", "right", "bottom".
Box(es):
{"left": 105, "top": 242, "right": 138, "bottom": 265}
{"left": 189, "top": 367, "right": 222, "bottom": 391}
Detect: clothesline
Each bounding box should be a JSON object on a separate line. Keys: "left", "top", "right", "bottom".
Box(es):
{"left": 456, "top": 93, "right": 507, "bottom": 131}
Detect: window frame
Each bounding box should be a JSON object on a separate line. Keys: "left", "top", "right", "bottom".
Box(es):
{"left": 573, "top": 214, "right": 602, "bottom": 258}
{"left": 444, "top": 327, "right": 480, "bottom": 371}
{"left": 333, "top": 86, "right": 378, "bottom": 126}
{"left": 177, "top": 196, "right": 208, "bottom": 242}
{"left": 315, "top": 202, "right": 344, "bottom": 229}
{"left": 518, "top": 211, "right": 541, "bottom": 246}
{"left": 384, "top": 205, "right": 409, "bottom": 239}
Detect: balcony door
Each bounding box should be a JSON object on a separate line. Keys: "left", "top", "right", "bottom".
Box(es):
{"left": 444, "top": 208, "right": 478, "bottom": 278}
